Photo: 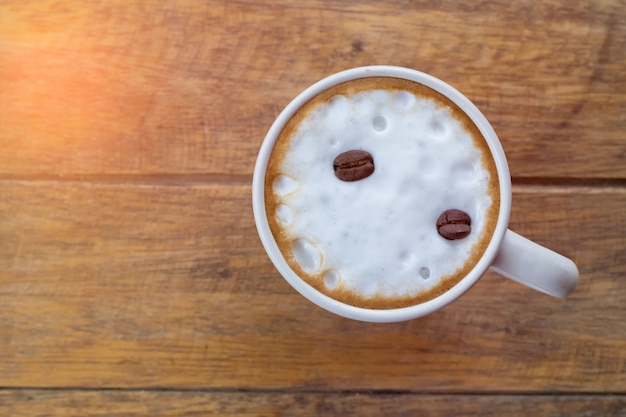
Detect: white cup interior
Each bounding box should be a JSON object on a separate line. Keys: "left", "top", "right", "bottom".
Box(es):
{"left": 252, "top": 66, "right": 512, "bottom": 322}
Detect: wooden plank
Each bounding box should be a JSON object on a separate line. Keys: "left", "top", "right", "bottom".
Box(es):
{"left": 0, "top": 391, "right": 624, "bottom": 417}
{"left": 0, "top": 0, "right": 624, "bottom": 177}
{"left": 0, "top": 181, "right": 624, "bottom": 391}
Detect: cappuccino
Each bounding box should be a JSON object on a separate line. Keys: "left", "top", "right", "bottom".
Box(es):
{"left": 265, "top": 77, "right": 500, "bottom": 309}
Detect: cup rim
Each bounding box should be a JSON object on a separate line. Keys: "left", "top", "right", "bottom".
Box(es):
{"left": 252, "top": 65, "right": 512, "bottom": 322}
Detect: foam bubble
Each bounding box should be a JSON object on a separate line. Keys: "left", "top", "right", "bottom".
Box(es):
{"left": 275, "top": 204, "right": 293, "bottom": 226}
{"left": 273, "top": 175, "right": 299, "bottom": 196}
{"left": 292, "top": 239, "right": 322, "bottom": 273}
{"left": 419, "top": 267, "right": 431, "bottom": 279}
{"left": 353, "top": 93, "right": 376, "bottom": 115}
{"left": 323, "top": 270, "right": 340, "bottom": 289}
{"left": 327, "top": 94, "right": 347, "bottom": 110}
{"left": 429, "top": 117, "right": 447, "bottom": 135}
{"left": 451, "top": 160, "right": 479, "bottom": 185}
{"left": 372, "top": 115, "right": 388, "bottom": 132}
{"left": 394, "top": 91, "right": 416, "bottom": 110}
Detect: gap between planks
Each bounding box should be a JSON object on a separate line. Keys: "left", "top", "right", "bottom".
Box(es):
{"left": 0, "top": 387, "right": 624, "bottom": 396}
{"left": 0, "top": 174, "right": 625, "bottom": 193}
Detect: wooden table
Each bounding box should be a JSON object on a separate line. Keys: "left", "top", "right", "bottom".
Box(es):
{"left": 1, "top": 1, "right": 624, "bottom": 415}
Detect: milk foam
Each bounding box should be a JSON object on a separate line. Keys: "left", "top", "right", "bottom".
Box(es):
{"left": 271, "top": 87, "right": 494, "bottom": 302}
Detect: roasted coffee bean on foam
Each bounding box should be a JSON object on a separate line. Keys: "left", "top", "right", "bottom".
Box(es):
{"left": 333, "top": 150, "right": 375, "bottom": 182}
{"left": 265, "top": 77, "right": 500, "bottom": 309}
{"left": 437, "top": 209, "right": 472, "bottom": 240}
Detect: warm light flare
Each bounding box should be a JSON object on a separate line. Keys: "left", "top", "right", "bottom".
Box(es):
{"left": 0, "top": 2, "right": 136, "bottom": 155}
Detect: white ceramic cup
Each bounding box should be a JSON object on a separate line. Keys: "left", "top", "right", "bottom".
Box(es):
{"left": 252, "top": 66, "right": 579, "bottom": 322}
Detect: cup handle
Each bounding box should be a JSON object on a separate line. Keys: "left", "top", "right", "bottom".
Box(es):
{"left": 489, "top": 229, "right": 579, "bottom": 298}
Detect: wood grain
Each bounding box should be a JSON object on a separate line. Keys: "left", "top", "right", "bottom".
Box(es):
{"left": 0, "top": 391, "right": 624, "bottom": 417}
{"left": 0, "top": 0, "right": 624, "bottom": 178}
{"left": 1, "top": 181, "right": 624, "bottom": 391}
{"left": 1, "top": 0, "right": 625, "bottom": 414}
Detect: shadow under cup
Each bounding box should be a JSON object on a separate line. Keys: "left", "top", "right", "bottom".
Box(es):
{"left": 252, "top": 66, "right": 512, "bottom": 323}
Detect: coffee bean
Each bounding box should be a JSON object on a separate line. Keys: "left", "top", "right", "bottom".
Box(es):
{"left": 437, "top": 209, "right": 471, "bottom": 240}
{"left": 333, "top": 150, "right": 375, "bottom": 182}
